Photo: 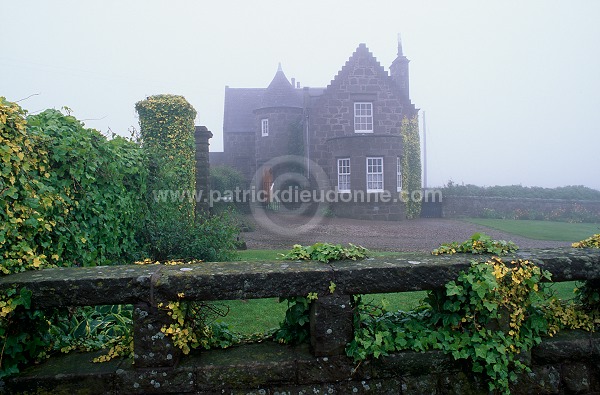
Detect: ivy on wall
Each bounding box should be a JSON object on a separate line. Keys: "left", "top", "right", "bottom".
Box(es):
{"left": 401, "top": 115, "right": 422, "bottom": 219}
{"left": 135, "top": 95, "right": 198, "bottom": 260}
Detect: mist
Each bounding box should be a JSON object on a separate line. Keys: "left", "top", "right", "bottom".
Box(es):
{"left": 2, "top": 0, "right": 599, "bottom": 189}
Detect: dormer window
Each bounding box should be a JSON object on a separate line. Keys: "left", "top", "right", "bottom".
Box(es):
{"left": 354, "top": 102, "right": 373, "bottom": 133}
{"left": 261, "top": 119, "right": 269, "bottom": 137}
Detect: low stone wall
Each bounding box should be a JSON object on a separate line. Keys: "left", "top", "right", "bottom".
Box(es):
{"left": 2, "top": 249, "right": 600, "bottom": 394}
{"left": 5, "top": 330, "right": 599, "bottom": 394}
{"left": 443, "top": 196, "right": 600, "bottom": 222}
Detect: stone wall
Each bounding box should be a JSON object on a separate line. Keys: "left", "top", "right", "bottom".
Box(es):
{"left": 443, "top": 195, "right": 600, "bottom": 222}
{"left": 6, "top": 331, "right": 599, "bottom": 394}
{"left": 2, "top": 249, "right": 600, "bottom": 394}
{"left": 222, "top": 131, "right": 256, "bottom": 182}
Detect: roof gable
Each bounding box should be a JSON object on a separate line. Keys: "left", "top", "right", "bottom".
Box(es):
{"left": 325, "top": 43, "right": 399, "bottom": 94}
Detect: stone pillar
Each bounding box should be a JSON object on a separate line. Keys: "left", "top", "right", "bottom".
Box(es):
{"left": 309, "top": 294, "right": 354, "bottom": 356}
{"left": 194, "top": 126, "right": 213, "bottom": 216}
{"left": 133, "top": 302, "right": 180, "bottom": 368}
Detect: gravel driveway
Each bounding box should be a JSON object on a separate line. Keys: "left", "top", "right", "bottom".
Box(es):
{"left": 241, "top": 214, "right": 570, "bottom": 252}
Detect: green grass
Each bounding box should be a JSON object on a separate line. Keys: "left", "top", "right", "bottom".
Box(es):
{"left": 214, "top": 298, "right": 287, "bottom": 335}
{"left": 235, "top": 249, "right": 289, "bottom": 261}
{"left": 463, "top": 218, "right": 600, "bottom": 242}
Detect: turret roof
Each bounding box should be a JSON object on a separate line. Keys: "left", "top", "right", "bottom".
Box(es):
{"left": 259, "top": 64, "right": 302, "bottom": 108}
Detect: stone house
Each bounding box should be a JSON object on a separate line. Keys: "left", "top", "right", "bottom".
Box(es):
{"left": 210, "top": 41, "right": 418, "bottom": 220}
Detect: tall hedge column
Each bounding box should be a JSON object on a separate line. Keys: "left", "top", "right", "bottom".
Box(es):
{"left": 136, "top": 95, "right": 197, "bottom": 258}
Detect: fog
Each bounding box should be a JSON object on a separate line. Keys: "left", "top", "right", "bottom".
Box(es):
{"left": 2, "top": 0, "right": 599, "bottom": 189}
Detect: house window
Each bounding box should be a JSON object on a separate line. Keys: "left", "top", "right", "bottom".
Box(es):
{"left": 397, "top": 157, "right": 402, "bottom": 192}
{"left": 354, "top": 102, "right": 373, "bottom": 133}
{"left": 366, "top": 157, "right": 383, "bottom": 192}
{"left": 337, "top": 158, "right": 351, "bottom": 192}
{"left": 261, "top": 119, "right": 269, "bottom": 137}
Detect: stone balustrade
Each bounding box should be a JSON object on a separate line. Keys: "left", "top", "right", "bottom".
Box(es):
{"left": 1, "top": 248, "right": 600, "bottom": 394}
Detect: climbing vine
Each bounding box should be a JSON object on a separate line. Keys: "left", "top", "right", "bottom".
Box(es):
{"left": 281, "top": 242, "right": 369, "bottom": 263}
{"left": 135, "top": 95, "right": 197, "bottom": 260}
{"left": 1, "top": 98, "right": 148, "bottom": 275}
{"left": 400, "top": 115, "right": 422, "bottom": 219}
{"left": 1, "top": 98, "right": 148, "bottom": 377}
{"left": 347, "top": 257, "right": 598, "bottom": 394}
{"left": 572, "top": 233, "right": 600, "bottom": 248}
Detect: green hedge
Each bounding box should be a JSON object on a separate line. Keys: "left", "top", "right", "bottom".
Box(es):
{"left": 1, "top": 99, "right": 147, "bottom": 274}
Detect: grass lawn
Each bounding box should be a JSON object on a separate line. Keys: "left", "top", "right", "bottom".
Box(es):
{"left": 463, "top": 218, "right": 600, "bottom": 242}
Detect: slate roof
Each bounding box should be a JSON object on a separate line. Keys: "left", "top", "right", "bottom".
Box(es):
{"left": 223, "top": 88, "right": 263, "bottom": 133}
{"left": 223, "top": 66, "right": 309, "bottom": 133}
{"left": 259, "top": 66, "right": 302, "bottom": 109}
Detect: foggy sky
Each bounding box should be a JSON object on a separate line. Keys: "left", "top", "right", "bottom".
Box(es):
{"left": 2, "top": 0, "right": 599, "bottom": 189}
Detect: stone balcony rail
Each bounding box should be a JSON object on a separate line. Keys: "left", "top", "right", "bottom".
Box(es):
{"left": 1, "top": 248, "right": 600, "bottom": 394}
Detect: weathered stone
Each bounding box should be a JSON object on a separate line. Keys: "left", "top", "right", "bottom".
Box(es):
{"left": 438, "top": 372, "right": 489, "bottom": 395}
{"left": 309, "top": 294, "right": 353, "bottom": 356}
{"left": 133, "top": 302, "right": 180, "bottom": 368}
{"left": 114, "top": 366, "right": 195, "bottom": 394}
{"left": 2, "top": 249, "right": 599, "bottom": 307}
{"left": 0, "top": 264, "right": 159, "bottom": 307}
{"left": 371, "top": 350, "right": 454, "bottom": 377}
{"left": 187, "top": 342, "right": 299, "bottom": 390}
{"left": 3, "top": 351, "right": 120, "bottom": 395}
{"left": 194, "top": 125, "right": 213, "bottom": 215}
{"left": 401, "top": 374, "right": 441, "bottom": 395}
{"left": 512, "top": 365, "right": 561, "bottom": 395}
{"left": 532, "top": 330, "right": 595, "bottom": 364}
{"left": 296, "top": 354, "right": 361, "bottom": 384}
{"left": 561, "top": 363, "right": 590, "bottom": 394}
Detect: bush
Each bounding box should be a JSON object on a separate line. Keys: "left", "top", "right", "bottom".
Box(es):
{"left": 210, "top": 165, "right": 245, "bottom": 193}
{"left": 1, "top": 99, "right": 147, "bottom": 274}
{"left": 143, "top": 210, "right": 239, "bottom": 262}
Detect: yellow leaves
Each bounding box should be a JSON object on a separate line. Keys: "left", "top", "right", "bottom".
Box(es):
{"left": 572, "top": 234, "right": 600, "bottom": 248}
{"left": 32, "top": 257, "right": 42, "bottom": 268}
{"left": 307, "top": 292, "right": 319, "bottom": 301}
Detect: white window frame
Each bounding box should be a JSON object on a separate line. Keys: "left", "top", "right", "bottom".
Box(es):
{"left": 397, "top": 157, "right": 402, "bottom": 192}
{"left": 366, "top": 157, "right": 384, "bottom": 192}
{"left": 261, "top": 118, "right": 269, "bottom": 137}
{"left": 337, "top": 158, "right": 351, "bottom": 193}
{"left": 354, "top": 102, "right": 373, "bottom": 133}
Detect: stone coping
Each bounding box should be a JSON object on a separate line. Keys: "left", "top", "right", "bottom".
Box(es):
{"left": 0, "top": 248, "right": 599, "bottom": 308}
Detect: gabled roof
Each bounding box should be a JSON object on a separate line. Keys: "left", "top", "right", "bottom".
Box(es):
{"left": 326, "top": 43, "right": 393, "bottom": 91}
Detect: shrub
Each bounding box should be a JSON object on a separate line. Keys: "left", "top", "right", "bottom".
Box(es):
{"left": 1, "top": 99, "right": 147, "bottom": 274}
{"left": 432, "top": 232, "right": 518, "bottom": 256}
{"left": 281, "top": 242, "right": 369, "bottom": 263}
{"left": 210, "top": 165, "right": 246, "bottom": 194}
